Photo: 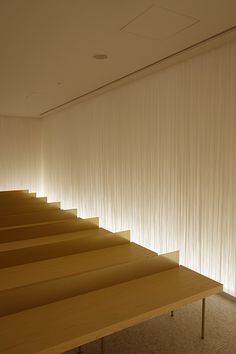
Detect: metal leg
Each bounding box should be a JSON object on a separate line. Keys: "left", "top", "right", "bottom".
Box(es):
{"left": 201, "top": 298, "right": 206, "bottom": 339}
{"left": 101, "top": 337, "right": 104, "bottom": 354}
{"left": 76, "top": 347, "right": 82, "bottom": 353}
{"left": 171, "top": 311, "right": 174, "bottom": 317}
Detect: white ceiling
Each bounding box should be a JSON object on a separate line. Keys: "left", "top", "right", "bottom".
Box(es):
{"left": 0, "top": 0, "right": 236, "bottom": 118}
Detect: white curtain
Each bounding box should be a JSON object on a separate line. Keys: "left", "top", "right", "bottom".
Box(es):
{"left": 0, "top": 116, "right": 42, "bottom": 194}
{"left": 41, "top": 39, "right": 236, "bottom": 297}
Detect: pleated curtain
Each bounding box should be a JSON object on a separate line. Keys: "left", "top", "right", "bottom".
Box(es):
{"left": 1, "top": 39, "right": 235, "bottom": 297}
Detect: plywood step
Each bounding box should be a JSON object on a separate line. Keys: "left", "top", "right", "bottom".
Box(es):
{"left": 0, "top": 197, "right": 47, "bottom": 210}
{"left": 0, "top": 202, "right": 60, "bottom": 216}
{"left": 0, "top": 189, "right": 29, "bottom": 195}
{"left": 0, "top": 227, "right": 108, "bottom": 251}
{"left": 0, "top": 252, "right": 177, "bottom": 317}
{"left": 0, "top": 209, "right": 77, "bottom": 229}
{"left": 0, "top": 266, "right": 223, "bottom": 354}
{"left": 0, "top": 243, "right": 156, "bottom": 291}
{"left": 0, "top": 217, "right": 99, "bottom": 243}
{"left": 0, "top": 229, "right": 129, "bottom": 268}
{"left": 0, "top": 191, "right": 36, "bottom": 202}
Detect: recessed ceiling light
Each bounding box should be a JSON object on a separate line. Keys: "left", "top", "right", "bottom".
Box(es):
{"left": 93, "top": 54, "right": 108, "bottom": 60}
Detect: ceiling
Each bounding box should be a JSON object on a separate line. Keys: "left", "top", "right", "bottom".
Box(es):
{"left": 0, "top": 0, "right": 236, "bottom": 118}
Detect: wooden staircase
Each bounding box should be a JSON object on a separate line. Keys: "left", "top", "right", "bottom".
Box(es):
{"left": 0, "top": 190, "right": 222, "bottom": 354}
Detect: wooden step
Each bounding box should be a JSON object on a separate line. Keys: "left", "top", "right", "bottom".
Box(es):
{"left": 0, "top": 191, "right": 36, "bottom": 202}
{"left": 0, "top": 243, "right": 156, "bottom": 291}
{"left": 0, "top": 217, "right": 99, "bottom": 243}
{"left": 0, "top": 266, "right": 223, "bottom": 354}
{"left": 0, "top": 252, "right": 177, "bottom": 317}
{"left": 0, "top": 202, "right": 60, "bottom": 216}
{"left": 0, "top": 190, "right": 224, "bottom": 354}
{"left": 0, "top": 190, "right": 29, "bottom": 195}
{"left": 0, "top": 229, "right": 129, "bottom": 268}
{"left": 0, "top": 208, "right": 77, "bottom": 229}
{"left": 0, "top": 197, "right": 47, "bottom": 210}
{"left": 0, "top": 226, "right": 106, "bottom": 251}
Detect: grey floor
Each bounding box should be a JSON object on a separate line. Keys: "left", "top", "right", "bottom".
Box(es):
{"left": 65, "top": 295, "right": 236, "bottom": 354}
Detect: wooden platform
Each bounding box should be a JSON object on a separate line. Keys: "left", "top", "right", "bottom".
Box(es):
{"left": 0, "top": 190, "right": 223, "bottom": 354}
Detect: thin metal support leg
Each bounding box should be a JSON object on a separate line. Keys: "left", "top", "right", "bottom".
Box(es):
{"left": 171, "top": 311, "right": 174, "bottom": 317}
{"left": 201, "top": 298, "right": 206, "bottom": 339}
{"left": 101, "top": 337, "right": 104, "bottom": 354}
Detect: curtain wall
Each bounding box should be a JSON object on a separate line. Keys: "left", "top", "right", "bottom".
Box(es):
{"left": 0, "top": 116, "right": 42, "bottom": 194}
{"left": 43, "top": 40, "right": 236, "bottom": 296}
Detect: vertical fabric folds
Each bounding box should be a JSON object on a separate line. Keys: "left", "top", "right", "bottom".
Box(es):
{"left": 41, "top": 40, "right": 236, "bottom": 297}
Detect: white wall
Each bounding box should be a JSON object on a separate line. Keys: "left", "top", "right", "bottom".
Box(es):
{"left": 42, "top": 40, "right": 236, "bottom": 296}
{"left": 0, "top": 116, "right": 42, "bottom": 194}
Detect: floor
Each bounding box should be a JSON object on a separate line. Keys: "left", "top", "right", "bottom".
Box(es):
{"left": 65, "top": 294, "right": 236, "bottom": 354}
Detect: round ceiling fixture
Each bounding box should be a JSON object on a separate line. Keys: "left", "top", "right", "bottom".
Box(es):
{"left": 93, "top": 54, "right": 108, "bottom": 60}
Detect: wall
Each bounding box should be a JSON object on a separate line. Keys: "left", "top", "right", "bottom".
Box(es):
{"left": 42, "top": 40, "right": 236, "bottom": 297}
{"left": 0, "top": 116, "right": 42, "bottom": 194}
